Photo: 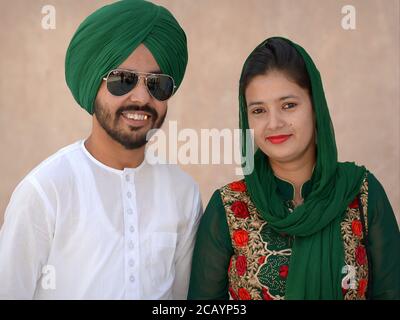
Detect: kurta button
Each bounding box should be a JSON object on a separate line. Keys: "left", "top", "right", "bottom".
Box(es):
{"left": 125, "top": 175, "right": 130, "bottom": 182}
{"left": 127, "top": 192, "right": 132, "bottom": 198}
{"left": 130, "top": 275, "right": 135, "bottom": 282}
{"left": 130, "top": 226, "right": 135, "bottom": 233}
{"left": 127, "top": 208, "right": 133, "bottom": 215}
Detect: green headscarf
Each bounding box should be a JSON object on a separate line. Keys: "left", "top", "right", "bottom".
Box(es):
{"left": 239, "top": 37, "right": 367, "bottom": 299}
{"left": 65, "top": 0, "right": 188, "bottom": 114}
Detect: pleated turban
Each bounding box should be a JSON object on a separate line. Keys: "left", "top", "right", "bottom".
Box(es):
{"left": 65, "top": 0, "right": 188, "bottom": 114}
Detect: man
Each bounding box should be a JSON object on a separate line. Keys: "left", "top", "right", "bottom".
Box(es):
{"left": 0, "top": 0, "right": 202, "bottom": 299}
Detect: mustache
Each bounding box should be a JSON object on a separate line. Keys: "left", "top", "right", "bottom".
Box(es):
{"left": 116, "top": 104, "right": 158, "bottom": 119}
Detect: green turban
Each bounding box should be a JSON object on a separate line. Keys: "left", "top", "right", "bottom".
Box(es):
{"left": 65, "top": 0, "right": 188, "bottom": 114}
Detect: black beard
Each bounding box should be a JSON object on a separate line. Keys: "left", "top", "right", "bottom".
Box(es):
{"left": 94, "top": 101, "right": 166, "bottom": 150}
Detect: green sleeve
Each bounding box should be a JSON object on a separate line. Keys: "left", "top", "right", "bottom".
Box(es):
{"left": 367, "top": 173, "right": 400, "bottom": 299}
{"left": 188, "top": 190, "right": 234, "bottom": 299}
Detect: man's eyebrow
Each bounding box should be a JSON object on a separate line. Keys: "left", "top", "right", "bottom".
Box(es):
{"left": 117, "top": 68, "right": 162, "bottom": 74}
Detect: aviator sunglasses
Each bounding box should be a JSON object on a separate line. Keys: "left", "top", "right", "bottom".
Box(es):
{"left": 102, "top": 69, "right": 176, "bottom": 101}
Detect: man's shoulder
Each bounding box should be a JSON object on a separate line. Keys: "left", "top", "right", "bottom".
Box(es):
{"left": 7, "top": 141, "right": 83, "bottom": 212}
{"left": 25, "top": 140, "right": 83, "bottom": 182}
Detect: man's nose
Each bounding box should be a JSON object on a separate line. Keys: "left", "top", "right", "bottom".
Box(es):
{"left": 127, "top": 76, "right": 151, "bottom": 105}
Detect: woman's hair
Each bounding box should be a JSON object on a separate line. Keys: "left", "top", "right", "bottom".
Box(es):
{"left": 240, "top": 38, "right": 311, "bottom": 95}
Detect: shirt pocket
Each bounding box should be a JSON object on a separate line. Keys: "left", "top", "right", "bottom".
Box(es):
{"left": 149, "top": 232, "right": 178, "bottom": 287}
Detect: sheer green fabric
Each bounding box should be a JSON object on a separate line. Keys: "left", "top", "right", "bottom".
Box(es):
{"left": 65, "top": 0, "right": 188, "bottom": 114}
{"left": 188, "top": 173, "right": 400, "bottom": 299}
{"left": 188, "top": 190, "right": 234, "bottom": 300}
{"left": 238, "top": 37, "right": 367, "bottom": 299}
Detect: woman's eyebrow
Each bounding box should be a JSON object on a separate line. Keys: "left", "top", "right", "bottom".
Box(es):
{"left": 248, "top": 95, "right": 300, "bottom": 107}
{"left": 247, "top": 101, "right": 265, "bottom": 108}
{"left": 279, "top": 94, "right": 300, "bottom": 101}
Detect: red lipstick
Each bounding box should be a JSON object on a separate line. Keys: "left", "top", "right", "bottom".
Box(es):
{"left": 266, "top": 134, "right": 292, "bottom": 144}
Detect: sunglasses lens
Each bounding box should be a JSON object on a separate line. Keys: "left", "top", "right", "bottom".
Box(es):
{"left": 106, "top": 70, "right": 138, "bottom": 96}
{"left": 147, "top": 75, "right": 175, "bottom": 101}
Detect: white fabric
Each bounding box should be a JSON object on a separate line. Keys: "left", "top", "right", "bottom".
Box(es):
{"left": 0, "top": 140, "right": 202, "bottom": 299}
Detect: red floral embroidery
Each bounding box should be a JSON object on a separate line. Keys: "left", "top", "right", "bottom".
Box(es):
{"left": 351, "top": 220, "right": 363, "bottom": 238}
{"left": 342, "top": 287, "right": 348, "bottom": 296}
{"left": 228, "top": 256, "right": 233, "bottom": 273}
{"left": 349, "top": 197, "right": 359, "bottom": 209}
{"left": 258, "top": 256, "right": 266, "bottom": 265}
{"left": 229, "top": 287, "right": 238, "bottom": 300}
{"left": 231, "top": 201, "right": 250, "bottom": 219}
{"left": 262, "top": 288, "right": 274, "bottom": 300}
{"left": 358, "top": 278, "right": 368, "bottom": 297}
{"left": 236, "top": 255, "right": 247, "bottom": 276}
{"left": 233, "top": 230, "right": 249, "bottom": 247}
{"left": 229, "top": 181, "right": 247, "bottom": 192}
{"left": 355, "top": 245, "right": 367, "bottom": 265}
{"left": 279, "top": 265, "right": 289, "bottom": 279}
{"left": 238, "top": 288, "right": 251, "bottom": 300}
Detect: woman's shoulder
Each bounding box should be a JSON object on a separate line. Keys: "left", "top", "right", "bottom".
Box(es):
{"left": 336, "top": 163, "right": 386, "bottom": 195}
{"left": 198, "top": 185, "right": 235, "bottom": 250}
{"left": 365, "top": 171, "right": 386, "bottom": 194}
{"left": 205, "top": 179, "right": 248, "bottom": 217}
{"left": 219, "top": 179, "right": 248, "bottom": 194}
{"left": 363, "top": 171, "right": 397, "bottom": 229}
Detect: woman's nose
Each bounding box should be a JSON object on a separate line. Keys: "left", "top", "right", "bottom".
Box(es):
{"left": 266, "top": 109, "right": 285, "bottom": 131}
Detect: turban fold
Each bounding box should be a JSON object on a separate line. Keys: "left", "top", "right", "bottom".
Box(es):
{"left": 65, "top": 0, "right": 188, "bottom": 114}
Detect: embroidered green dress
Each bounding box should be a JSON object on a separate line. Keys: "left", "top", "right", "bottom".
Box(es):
{"left": 188, "top": 173, "right": 399, "bottom": 300}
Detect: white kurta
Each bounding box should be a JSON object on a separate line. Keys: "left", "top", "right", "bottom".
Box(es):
{"left": 0, "top": 140, "right": 203, "bottom": 299}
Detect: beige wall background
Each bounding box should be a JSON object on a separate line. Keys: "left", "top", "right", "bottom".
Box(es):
{"left": 0, "top": 0, "right": 399, "bottom": 226}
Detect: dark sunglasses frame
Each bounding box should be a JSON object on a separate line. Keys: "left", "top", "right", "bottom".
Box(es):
{"left": 102, "top": 68, "right": 176, "bottom": 101}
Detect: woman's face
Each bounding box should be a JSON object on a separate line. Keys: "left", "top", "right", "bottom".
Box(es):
{"left": 245, "top": 71, "right": 316, "bottom": 165}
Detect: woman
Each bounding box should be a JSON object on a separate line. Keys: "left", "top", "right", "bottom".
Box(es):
{"left": 188, "top": 37, "right": 399, "bottom": 300}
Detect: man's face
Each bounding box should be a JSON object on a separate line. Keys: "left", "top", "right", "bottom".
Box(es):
{"left": 94, "top": 44, "right": 168, "bottom": 150}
